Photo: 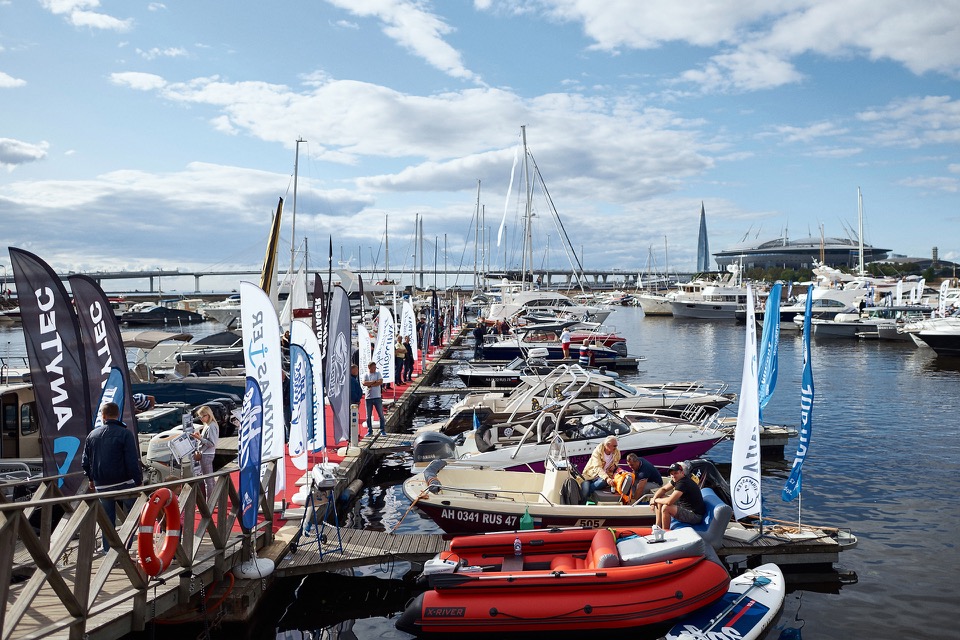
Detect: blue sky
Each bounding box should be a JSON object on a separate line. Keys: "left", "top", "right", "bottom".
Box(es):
{"left": 1, "top": 0, "right": 958, "bottom": 292}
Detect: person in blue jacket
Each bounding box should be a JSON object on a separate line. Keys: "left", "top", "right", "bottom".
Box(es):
{"left": 82, "top": 402, "right": 143, "bottom": 552}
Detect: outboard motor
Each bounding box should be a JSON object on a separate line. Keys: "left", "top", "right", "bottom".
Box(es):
{"left": 209, "top": 396, "right": 242, "bottom": 436}
{"left": 143, "top": 427, "right": 198, "bottom": 485}
{"left": 685, "top": 459, "right": 732, "bottom": 506}
{"left": 412, "top": 431, "right": 457, "bottom": 467}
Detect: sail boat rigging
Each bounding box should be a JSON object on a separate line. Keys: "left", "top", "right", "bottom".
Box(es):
{"left": 494, "top": 126, "right": 590, "bottom": 293}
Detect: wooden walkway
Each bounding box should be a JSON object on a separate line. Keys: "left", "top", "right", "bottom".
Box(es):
{"left": 0, "top": 464, "right": 280, "bottom": 640}
{"left": 276, "top": 529, "right": 447, "bottom": 578}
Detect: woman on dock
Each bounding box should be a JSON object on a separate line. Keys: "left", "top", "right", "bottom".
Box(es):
{"left": 192, "top": 405, "right": 220, "bottom": 498}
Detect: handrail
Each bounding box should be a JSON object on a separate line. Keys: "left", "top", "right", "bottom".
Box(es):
{"left": 0, "top": 460, "right": 278, "bottom": 640}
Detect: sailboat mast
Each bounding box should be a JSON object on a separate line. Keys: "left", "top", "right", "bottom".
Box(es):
{"left": 474, "top": 179, "right": 481, "bottom": 292}
{"left": 521, "top": 125, "right": 533, "bottom": 291}
{"left": 385, "top": 213, "right": 390, "bottom": 282}
{"left": 292, "top": 138, "right": 304, "bottom": 273}
{"left": 857, "top": 187, "right": 865, "bottom": 275}
{"left": 664, "top": 235, "right": 669, "bottom": 283}
{"left": 418, "top": 215, "right": 425, "bottom": 290}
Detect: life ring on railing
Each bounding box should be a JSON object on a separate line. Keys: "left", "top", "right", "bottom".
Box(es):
{"left": 138, "top": 488, "right": 181, "bottom": 577}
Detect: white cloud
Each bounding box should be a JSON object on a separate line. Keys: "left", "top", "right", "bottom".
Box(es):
{"left": 109, "top": 71, "right": 168, "bottom": 91}
{"left": 0, "top": 162, "right": 374, "bottom": 269}
{"left": 0, "top": 138, "right": 49, "bottom": 170}
{"left": 772, "top": 121, "right": 848, "bottom": 144}
{"left": 509, "top": 1, "right": 960, "bottom": 93}
{"left": 136, "top": 47, "right": 188, "bottom": 61}
{"left": 531, "top": 0, "right": 777, "bottom": 50}
{"left": 805, "top": 147, "right": 862, "bottom": 159}
{"left": 40, "top": 0, "right": 132, "bottom": 31}
{"left": 111, "top": 72, "right": 714, "bottom": 204}
{"left": 898, "top": 175, "right": 958, "bottom": 193}
{"left": 857, "top": 96, "right": 960, "bottom": 148}
{"left": 0, "top": 71, "right": 26, "bottom": 88}
{"left": 680, "top": 47, "right": 804, "bottom": 93}
{"left": 323, "top": 0, "right": 478, "bottom": 81}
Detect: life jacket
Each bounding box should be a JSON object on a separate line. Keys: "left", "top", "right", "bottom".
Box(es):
{"left": 612, "top": 470, "right": 636, "bottom": 504}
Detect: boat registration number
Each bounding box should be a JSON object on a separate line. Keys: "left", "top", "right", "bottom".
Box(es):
{"left": 574, "top": 518, "right": 605, "bottom": 527}
{"left": 441, "top": 508, "right": 519, "bottom": 527}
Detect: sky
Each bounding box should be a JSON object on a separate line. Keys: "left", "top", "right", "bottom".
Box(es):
{"left": 1, "top": 0, "right": 958, "bottom": 293}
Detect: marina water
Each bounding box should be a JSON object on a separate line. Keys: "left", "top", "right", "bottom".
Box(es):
{"left": 3, "top": 305, "right": 959, "bottom": 639}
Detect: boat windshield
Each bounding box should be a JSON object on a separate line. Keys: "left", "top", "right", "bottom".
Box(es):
{"left": 611, "top": 379, "right": 639, "bottom": 395}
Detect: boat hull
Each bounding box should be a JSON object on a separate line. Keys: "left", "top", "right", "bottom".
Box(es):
{"left": 671, "top": 300, "right": 739, "bottom": 319}
{"left": 921, "top": 332, "right": 960, "bottom": 357}
{"left": 397, "top": 527, "right": 730, "bottom": 634}
{"left": 409, "top": 498, "right": 656, "bottom": 534}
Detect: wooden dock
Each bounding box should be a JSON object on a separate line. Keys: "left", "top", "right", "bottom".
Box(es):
{"left": 276, "top": 529, "right": 447, "bottom": 578}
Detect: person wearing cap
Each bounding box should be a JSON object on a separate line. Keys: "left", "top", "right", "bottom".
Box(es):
{"left": 650, "top": 461, "right": 706, "bottom": 531}
{"left": 580, "top": 435, "right": 621, "bottom": 502}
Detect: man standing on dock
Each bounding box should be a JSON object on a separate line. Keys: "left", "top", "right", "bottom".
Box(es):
{"left": 82, "top": 402, "right": 143, "bottom": 553}
{"left": 472, "top": 319, "right": 487, "bottom": 360}
{"left": 362, "top": 361, "right": 386, "bottom": 436}
{"left": 394, "top": 338, "right": 407, "bottom": 385}
{"left": 402, "top": 335, "right": 415, "bottom": 382}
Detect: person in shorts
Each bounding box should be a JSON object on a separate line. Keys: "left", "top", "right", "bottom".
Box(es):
{"left": 649, "top": 462, "right": 706, "bottom": 530}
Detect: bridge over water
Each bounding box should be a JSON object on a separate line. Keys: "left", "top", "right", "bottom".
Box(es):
{"left": 22, "top": 267, "right": 690, "bottom": 294}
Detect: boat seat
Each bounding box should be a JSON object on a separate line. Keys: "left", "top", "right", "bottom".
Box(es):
{"left": 617, "top": 527, "right": 705, "bottom": 566}
{"left": 550, "top": 528, "right": 619, "bottom": 572}
{"left": 669, "top": 488, "right": 732, "bottom": 549}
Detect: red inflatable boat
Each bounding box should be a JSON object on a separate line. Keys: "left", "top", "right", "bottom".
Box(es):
{"left": 396, "top": 526, "right": 730, "bottom": 635}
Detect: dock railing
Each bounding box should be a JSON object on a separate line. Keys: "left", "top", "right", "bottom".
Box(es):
{"left": 0, "top": 460, "right": 277, "bottom": 640}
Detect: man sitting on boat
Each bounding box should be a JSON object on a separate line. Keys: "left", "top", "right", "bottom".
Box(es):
{"left": 580, "top": 435, "right": 620, "bottom": 502}
{"left": 650, "top": 462, "right": 706, "bottom": 531}
{"left": 622, "top": 453, "right": 662, "bottom": 503}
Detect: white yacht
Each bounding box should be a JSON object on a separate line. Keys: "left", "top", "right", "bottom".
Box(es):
{"left": 670, "top": 266, "right": 756, "bottom": 320}
{"left": 485, "top": 288, "right": 612, "bottom": 325}
{"left": 807, "top": 305, "right": 931, "bottom": 339}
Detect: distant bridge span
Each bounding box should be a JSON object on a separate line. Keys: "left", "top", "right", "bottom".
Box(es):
{"left": 40, "top": 267, "right": 690, "bottom": 293}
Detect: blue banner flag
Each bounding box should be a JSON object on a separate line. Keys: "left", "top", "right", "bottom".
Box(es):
{"left": 783, "top": 285, "right": 814, "bottom": 502}
{"left": 93, "top": 367, "right": 126, "bottom": 429}
{"left": 288, "top": 342, "right": 312, "bottom": 468}
{"left": 240, "top": 377, "right": 264, "bottom": 532}
{"left": 757, "top": 283, "right": 782, "bottom": 421}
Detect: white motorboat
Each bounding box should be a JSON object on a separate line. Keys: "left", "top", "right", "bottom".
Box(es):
{"left": 636, "top": 290, "right": 674, "bottom": 316}
{"left": 803, "top": 305, "right": 930, "bottom": 338}
{"left": 669, "top": 266, "right": 757, "bottom": 320}
{"left": 900, "top": 314, "right": 960, "bottom": 356}
{"left": 404, "top": 438, "right": 733, "bottom": 535}
{"left": 486, "top": 288, "right": 611, "bottom": 325}
{"left": 439, "top": 365, "right": 736, "bottom": 434}
{"left": 200, "top": 294, "right": 242, "bottom": 328}
{"left": 411, "top": 400, "right": 726, "bottom": 473}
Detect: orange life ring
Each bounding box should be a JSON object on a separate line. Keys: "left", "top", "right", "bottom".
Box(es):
{"left": 138, "top": 488, "right": 181, "bottom": 576}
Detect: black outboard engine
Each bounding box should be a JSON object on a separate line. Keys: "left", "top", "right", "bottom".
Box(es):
{"left": 412, "top": 431, "right": 457, "bottom": 466}
{"left": 686, "top": 459, "right": 732, "bottom": 506}
{"left": 209, "top": 396, "right": 241, "bottom": 436}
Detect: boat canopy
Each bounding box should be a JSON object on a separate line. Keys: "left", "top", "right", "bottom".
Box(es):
{"left": 121, "top": 330, "right": 193, "bottom": 349}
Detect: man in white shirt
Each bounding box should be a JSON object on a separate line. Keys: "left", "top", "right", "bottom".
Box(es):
{"left": 362, "top": 361, "right": 386, "bottom": 435}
